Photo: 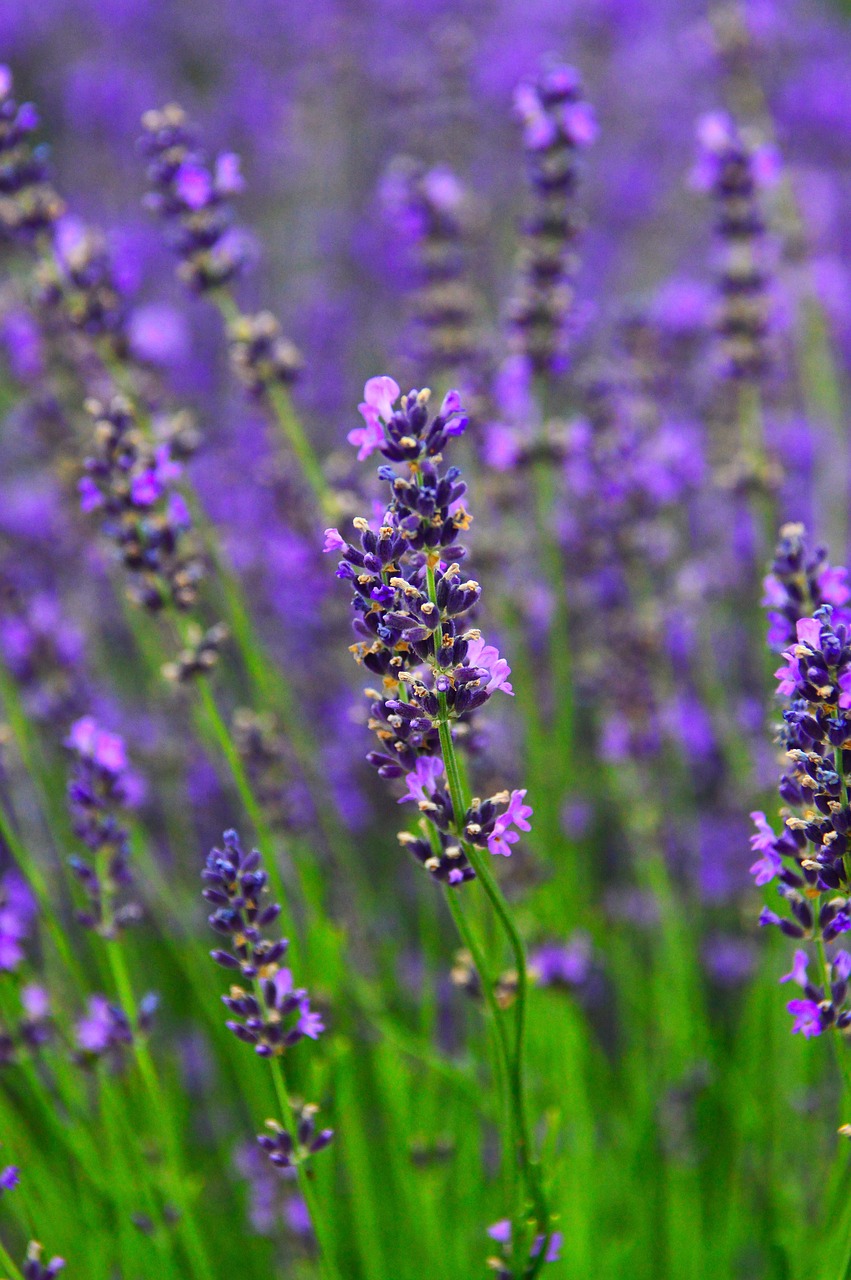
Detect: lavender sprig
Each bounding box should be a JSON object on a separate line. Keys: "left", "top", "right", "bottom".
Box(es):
{"left": 327, "top": 376, "right": 551, "bottom": 1274}
{"left": 753, "top": 527, "right": 851, "bottom": 1058}
{"left": 203, "top": 830, "right": 339, "bottom": 1279}
{"left": 508, "top": 62, "right": 596, "bottom": 376}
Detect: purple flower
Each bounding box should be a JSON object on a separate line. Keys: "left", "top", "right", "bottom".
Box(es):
{"left": 465, "top": 637, "right": 514, "bottom": 696}
{"left": 530, "top": 934, "right": 592, "bottom": 988}
{"left": 0, "top": 1166, "right": 19, "bottom": 1193}
{"left": 348, "top": 376, "right": 401, "bottom": 460}
{"left": 323, "top": 528, "right": 347, "bottom": 555}
{"left": 67, "top": 716, "right": 127, "bottom": 774}
{"left": 398, "top": 756, "right": 444, "bottom": 805}
{"left": 779, "top": 950, "right": 809, "bottom": 987}
{"left": 0, "top": 873, "right": 36, "bottom": 972}
{"left": 787, "top": 999, "right": 822, "bottom": 1038}
{"left": 487, "top": 790, "right": 533, "bottom": 857}
{"left": 748, "top": 811, "right": 783, "bottom": 886}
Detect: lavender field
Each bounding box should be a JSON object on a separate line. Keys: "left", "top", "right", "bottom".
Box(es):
{"left": 4, "top": 1, "right": 851, "bottom": 1276}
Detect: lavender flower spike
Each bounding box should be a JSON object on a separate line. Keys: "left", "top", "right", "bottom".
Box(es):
{"left": 753, "top": 526, "right": 851, "bottom": 1038}
{"left": 327, "top": 378, "right": 533, "bottom": 885}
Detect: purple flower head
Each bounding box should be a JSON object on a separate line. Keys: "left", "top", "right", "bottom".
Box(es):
{"left": 787, "top": 998, "right": 822, "bottom": 1038}
{"left": 530, "top": 933, "right": 592, "bottom": 988}
{"left": 0, "top": 873, "right": 36, "bottom": 972}
{"left": 0, "top": 1166, "right": 19, "bottom": 1193}
{"left": 465, "top": 637, "right": 514, "bottom": 696}
{"left": 779, "top": 950, "right": 809, "bottom": 987}
{"left": 749, "top": 811, "right": 783, "bottom": 886}
{"left": 67, "top": 716, "right": 127, "bottom": 774}
{"left": 487, "top": 789, "right": 533, "bottom": 857}
{"left": 323, "top": 528, "right": 347, "bottom": 555}
{"left": 398, "top": 756, "right": 445, "bottom": 806}
{"left": 487, "top": 1219, "right": 561, "bottom": 1265}
{"left": 349, "top": 376, "right": 401, "bottom": 460}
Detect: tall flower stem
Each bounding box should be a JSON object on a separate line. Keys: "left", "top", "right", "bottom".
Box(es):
{"left": 425, "top": 561, "right": 551, "bottom": 1265}
{"left": 255, "top": 996, "right": 343, "bottom": 1280}
{"left": 104, "top": 937, "right": 215, "bottom": 1280}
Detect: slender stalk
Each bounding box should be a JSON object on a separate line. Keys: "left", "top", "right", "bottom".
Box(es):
{"left": 0, "top": 1237, "right": 25, "bottom": 1280}
{"left": 424, "top": 561, "right": 551, "bottom": 1266}
{"left": 104, "top": 939, "right": 216, "bottom": 1280}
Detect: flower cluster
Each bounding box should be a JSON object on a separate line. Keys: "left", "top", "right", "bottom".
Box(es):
{"left": 0, "top": 871, "right": 37, "bottom": 972}
{"left": 228, "top": 311, "right": 303, "bottom": 397}
{"left": 0, "top": 589, "right": 85, "bottom": 724}
{"left": 79, "top": 394, "right": 204, "bottom": 613}
{"left": 692, "top": 111, "right": 778, "bottom": 381}
{"left": 204, "top": 830, "right": 324, "bottom": 1056}
{"left": 0, "top": 984, "right": 53, "bottom": 1066}
{"left": 753, "top": 534, "right": 851, "bottom": 1035}
{"left": 507, "top": 62, "right": 596, "bottom": 374}
{"left": 34, "top": 217, "right": 127, "bottom": 341}
{"left": 326, "top": 377, "right": 532, "bottom": 884}
{"left": 380, "top": 157, "right": 483, "bottom": 378}
{"left": 762, "top": 522, "right": 851, "bottom": 652}
{"left": 22, "top": 1243, "right": 66, "bottom": 1280}
{"left": 66, "top": 715, "right": 140, "bottom": 935}
{"left": 73, "top": 993, "right": 153, "bottom": 1069}
{"left": 140, "top": 104, "right": 246, "bottom": 292}
{"left": 486, "top": 1219, "right": 562, "bottom": 1277}
{"left": 257, "top": 1104, "right": 334, "bottom": 1169}
{"left": 0, "top": 66, "right": 64, "bottom": 239}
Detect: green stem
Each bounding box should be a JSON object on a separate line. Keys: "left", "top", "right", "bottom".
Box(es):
{"left": 0, "top": 1237, "right": 25, "bottom": 1280}
{"left": 105, "top": 939, "right": 216, "bottom": 1280}
{"left": 424, "top": 561, "right": 550, "bottom": 1263}
{"left": 266, "top": 1052, "right": 343, "bottom": 1280}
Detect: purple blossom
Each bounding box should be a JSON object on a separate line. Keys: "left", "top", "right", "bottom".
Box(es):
{"left": 786, "top": 999, "right": 822, "bottom": 1038}
{"left": 487, "top": 790, "right": 533, "bottom": 857}
{"left": 465, "top": 637, "right": 514, "bottom": 696}
{"left": 779, "top": 950, "right": 809, "bottom": 987}
{"left": 748, "top": 811, "right": 783, "bottom": 886}
{"left": 397, "top": 756, "right": 444, "bottom": 805}
{"left": 0, "top": 1166, "right": 19, "bottom": 1193}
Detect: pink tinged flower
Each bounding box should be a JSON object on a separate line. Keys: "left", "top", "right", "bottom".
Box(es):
{"left": 779, "top": 950, "right": 809, "bottom": 987}
{"left": 465, "top": 636, "right": 514, "bottom": 696}
{"left": 67, "top": 717, "right": 127, "bottom": 773}
{"left": 347, "top": 412, "right": 384, "bottom": 461}
{"left": 21, "top": 983, "right": 49, "bottom": 1020}
{"left": 774, "top": 657, "right": 798, "bottom": 699}
{"left": 761, "top": 575, "right": 786, "bottom": 608}
{"left": 487, "top": 1220, "right": 512, "bottom": 1245}
{"left": 175, "top": 161, "right": 212, "bottom": 209}
{"left": 796, "top": 616, "right": 822, "bottom": 648}
{"left": 398, "top": 756, "right": 444, "bottom": 805}
{"left": 362, "top": 375, "right": 400, "bottom": 424}
{"left": 215, "top": 152, "right": 244, "bottom": 195}
{"left": 272, "top": 967, "right": 294, "bottom": 1001}
{"left": 818, "top": 565, "right": 850, "bottom": 606}
{"left": 323, "top": 528, "right": 347, "bottom": 554}
{"left": 563, "top": 101, "right": 597, "bottom": 146}
{"left": 787, "top": 998, "right": 822, "bottom": 1038}
{"left": 297, "top": 998, "right": 325, "bottom": 1041}
{"left": 488, "top": 789, "right": 533, "bottom": 857}
{"left": 76, "top": 995, "right": 114, "bottom": 1053}
{"left": 749, "top": 812, "right": 782, "bottom": 885}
